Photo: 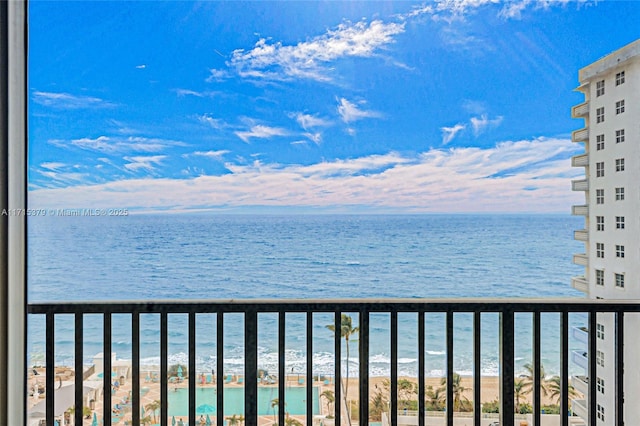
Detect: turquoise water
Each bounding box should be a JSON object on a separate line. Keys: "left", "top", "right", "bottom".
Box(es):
{"left": 167, "top": 386, "right": 320, "bottom": 417}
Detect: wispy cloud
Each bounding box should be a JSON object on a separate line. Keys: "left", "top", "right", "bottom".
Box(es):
{"left": 292, "top": 113, "right": 332, "bottom": 130}
{"left": 32, "top": 91, "right": 115, "bottom": 109}
{"left": 206, "top": 68, "right": 231, "bottom": 82}
{"left": 235, "top": 125, "right": 289, "bottom": 143}
{"left": 52, "top": 136, "right": 186, "bottom": 153}
{"left": 441, "top": 123, "right": 466, "bottom": 144}
{"left": 123, "top": 155, "right": 167, "bottom": 172}
{"left": 175, "top": 88, "right": 220, "bottom": 98}
{"left": 183, "top": 150, "right": 230, "bottom": 160}
{"left": 228, "top": 19, "right": 405, "bottom": 82}
{"left": 337, "top": 98, "right": 382, "bottom": 123}
{"left": 197, "top": 114, "right": 224, "bottom": 129}
{"left": 470, "top": 114, "right": 503, "bottom": 135}
{"left": 30, "top": 137, "right": 582, "bottom": 213}
{"left": 136, "top": 64, "right": 146, "bottom": 69}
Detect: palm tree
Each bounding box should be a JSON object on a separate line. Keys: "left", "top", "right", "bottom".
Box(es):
{"left": 284, "top": 416, "right": 303, "bottom": 426}
{"left": 320, "top": 390, "right": 335, "bottom": 417}
{"left": 522, "top": 362, "right": 549, "bottom": 396}
{"left": 369, "top": 388, "right": 388, "bottom": 421}
{"left": 514, "top": 378, "right": 531, "bottom": 413}
{"left": 426, "top": 385, "right": 445, "bottom": 411}
{"left": 140, "top": 416, "right": 153, "bottom": 426}
{"left": 440, "top": 373, "right": 469, "bottom": 412}
{"left": 326, "top": 314, "right": 358, "bottom": 426}
{"left": 271, "top": 398, "right": 284, "bottom": 424}
{"left": 144, "top": 399, "right": 161, "bottom": 424}
{"left": 397, "top": 378, "right": 416, "bottom": 409}
{"left": 226, "top": 414, "right": 243, "bottom": 425}
{"left": 546, "top": 376, "right": 579, "bottom": 405}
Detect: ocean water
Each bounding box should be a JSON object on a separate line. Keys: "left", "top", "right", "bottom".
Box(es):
{"left": 27, "top": 214, "right": 587, "bottom": 378}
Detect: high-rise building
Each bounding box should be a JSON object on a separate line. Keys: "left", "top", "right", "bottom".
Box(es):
{"left": 571, "top": 39, "right": 640, "bottom": 425}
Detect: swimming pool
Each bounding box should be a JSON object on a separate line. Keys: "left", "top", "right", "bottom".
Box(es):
{"left": 167, "top": 386, "right": 320, "bottom": 417}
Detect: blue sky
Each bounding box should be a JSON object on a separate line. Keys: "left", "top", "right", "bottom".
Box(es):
{"left": 28, "top": 0, "right": 640, "bottom": 213}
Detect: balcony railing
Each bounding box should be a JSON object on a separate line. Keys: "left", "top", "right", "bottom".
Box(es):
{"left": 571, "top": 153, "right": 589, "bottom": 168}
{"left": 27, "top": 299, "right": 636, "bottom": 426}
{"left": 574, "top": 229, "right": 588, "bottom": 242}
{"left": 571, "top": 276, "right": 589, "bottom": 295}
{"left": 572, "top": 127, "right": 589, "bottom": 143}
{"left": 573, "top": 254, "right": 589, "bottom": 267}
{"left": 572, "top": 179, "right": 589, "bottom": 191}
{"left": 572, "top": 205, "right": 588, "bottom": 216}
{"left": 572, "top": 102, "right": 589, "bottom": 118}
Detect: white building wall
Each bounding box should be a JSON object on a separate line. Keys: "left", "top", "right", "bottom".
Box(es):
{"left": 572, "top": 38, "right": 640, "bottom": 425}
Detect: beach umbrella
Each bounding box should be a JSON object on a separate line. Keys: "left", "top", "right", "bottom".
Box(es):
{"left": 172, "top": 416, "right": 176, "bottom": 426}
{"left": 205, "top": 414, "right": 211, "bottom": 425}
{"left": 91, "top": 412, "right": 98, "bottom": 426}
{"left": 177, "top": 365, "right": 183, "bottom": 379}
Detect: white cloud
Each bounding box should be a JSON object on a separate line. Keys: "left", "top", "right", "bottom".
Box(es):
{"left": 337, "top": 98, "right": 382, "bottom": 123}
{"left": 228, "top": 19, "right": 405, "bottom": 82}
{"left": 32, "top": 91, "right": 114, "bottom": 109}
{"left": 206, "top": 68, "right": 230, "bottom": 82}
{"left": 136, "top": 64, "right": 146, "bottom": 69}
{"left": 197, "top": 114, "right": 223, "bottom": 129}
{"left": 235, "top": 125, "right": 289, "bottom": 143}
{"left": 441, "top": 123, "right": 466, "bottom": 144}
{"left": 470, "top": 114, "right": 503, "bottom": 135}
{"left": 52, "top": 136, "right": 186, "bottom": 153}
{"left": 30, "top": 137, "right": 583, "bottom": 213}
{"left": 184, "top": 150, "right": 230, "bottom": 160}
{"left": 292, "top": 113, "right": 331, "bottom": 130}
{"left": 40, "top": 162, "right": 67, "bottom": 171}
{"left": 123, "top": 155, "right": 167, "bottom": 172}
{"left": 176, "top": 89, "right": 220, "bottom": 98}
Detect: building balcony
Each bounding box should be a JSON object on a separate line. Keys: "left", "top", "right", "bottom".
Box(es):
{"left": 572, "top": 102, "right": 589, "bottom": 118}
{"left": 574, "top": 229, "right": 588, "bottom": 242}
{"left": 572, "top": 325, "right": 589, "bottom": 345}
{"left": 571, "top": 153, "right": 589, "bottom": 167}
{"left": 572, "top": 375, "right": 589, "bottom": 396}
{"left": 571, "top": 276, "right": 589, "bottom": 294}
{"left": 572, "top": 179, "right": 589, "bottom": 191}
{"left": 572, "top": 127, "right": 589, "bottom": 142}
{"left": 572, "top": 350, "right": 588, "bottom": 371}
{"left": 24, "top": 299, "right": 635, "bottom": 426}
{"left": 572, "top": 398, "right": 588, "bottom": 420}
{"left": 573, "top": 254, "right": 589, "bottom": 266}
{"left": 572, "top": 205, "right": 588, "bottom": 216}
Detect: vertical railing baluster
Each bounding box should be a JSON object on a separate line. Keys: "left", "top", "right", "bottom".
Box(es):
{"left": 615, "top": 310, "right": 624, "bottom": 426}
{"left": 216, "top": 312, "right": 224, "bottom": 426}
{"left": 104, "top": 312, "right": 112, "bottom": 426}
{"left": 418, "top": 310, "right": 425, "bottom": 426}
{"left": 46, "top": 313, "right": 54, "bottom": 426}
{"left": 74, "top": 313, "right": 83, "bottom": 426}
{"left": 245, "top": 308, "right": 258, "bottom": 425}
{"left": 390, "top": 310, "right": 398, "bottom": 425}
{"left": 473, "top": 311, "right": 481, "bottom": 426}
{"left": 560, "top": 311, "right": 568, "bottom": 426}
{"left": 499, "top": 308, "right": 514, "bottom": 426}
{"left": 278, "top": 311, "right": 286, "bottom": 426}
{"left": 188, "top": 312, "right": 196, "bottom": 426}
{"left": 532, "top": 311, "right": 541, "bottom": 426}
{"left": 588, "top": 311, "right": 597, "bottom": 426}
{"left": 446, "top": 311, "right": 453, "bottom": 426}
{"left": 334, "top": 310, "right": 341, "bottom": 425}
{"left": 132, "top": 311, "right": 140, "bottom": 426}
{"left": 359, "top": 309, "right": 369, "bottom": 425}
{"left": 306, "top": 311, "right": 313, "bottom": 426}
{"left": 160, "top": 312, "right": 167, "bottom": 426}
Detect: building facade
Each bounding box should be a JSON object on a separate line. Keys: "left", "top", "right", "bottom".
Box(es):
{"left": 571, "top": 39, "right": 640, "bottom": 425}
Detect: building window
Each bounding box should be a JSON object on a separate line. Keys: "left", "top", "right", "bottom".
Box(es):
{"left": 616, "top": 70, "right": 625, "bottom": 85}
{"left": 616, "top": 216, "right": 625, "bottom": 229}
{"left": 596, "top": 323, "right": 605, "bottom": 339}
{"left": 596, "top": 134, "right": 605, "bottom": 150}
{"left": 596, "top": 107, "right": 605, "bottom": 123}
{"left": 615, "top": 273, "right": 625, "bottom": 288}
{"left": 596, "top": 269, "right": 604, "bottom": 286}
{"left": 596, "top": 216, "right": 604, "bottom": 231}
{"left": 596, "top": 80, "right": 605, "bottom": 96}
{"left": 596, "top": 189, "right": 604, "bottom": 204}
{"left": 597, "top": 403, "right": 605, "bottom": 421}
{"left": 596, "top": 243, "right": 604, "bottom": 258}
{"left": 615, "top": 158, "right": 624, "bottom": 172}
{"left": 616, "top": 100, "right": 625, "bottom": 114}
{"left": 615, "top": 187, "right": 624, "bottom": 201}
{"left": 616, "top": 245, "right": 624, "bottom": 258}
{"left": 616, "top": 129, "right": 625, "bottom": 143}
{"left": 596, "top": 350, "right": 605, "bottom": 367}
{"left": 597, "top": 377, "right": 605, "bottom": 394}
{"left": 596, "top": 162, "right": 604, "bottom": 177}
